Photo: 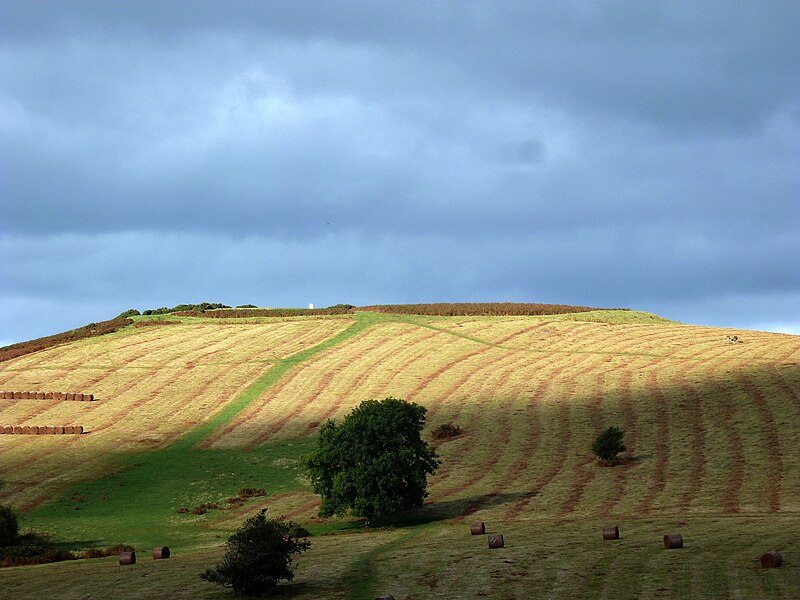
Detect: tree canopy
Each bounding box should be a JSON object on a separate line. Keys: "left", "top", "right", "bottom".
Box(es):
{"left": 301, "top": 397, "right": 440, "bottom": 523}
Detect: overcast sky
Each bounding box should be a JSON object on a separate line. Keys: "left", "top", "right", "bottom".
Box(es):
{"left": 1, "top": 0, "right": 798, "bottom": 345}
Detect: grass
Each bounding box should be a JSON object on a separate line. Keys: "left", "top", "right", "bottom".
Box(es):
{"left": 1, "top": 515, "right": 796, "bottom": 599}
{"left": 0, "top": 309, "right": 797, "bottom": 598}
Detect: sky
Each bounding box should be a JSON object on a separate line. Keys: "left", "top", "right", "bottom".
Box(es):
{"left": 1, "top": 0, "right": 799, "bottom": 345}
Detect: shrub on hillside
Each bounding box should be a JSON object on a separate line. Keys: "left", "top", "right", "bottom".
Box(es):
{"left": 116, "top": 309, "right": 140, "bottom": 318}
{"left": 431, "top": 422, "right": 463, "bottom": 440}
{"left": 200, "top": 509, "right": 310, "bottom": 597}
{"left": 592, "top": 426, "right": 626, "bottom": 463}
{"left": 0, "top": 505, "right": 19, "bottom": 547}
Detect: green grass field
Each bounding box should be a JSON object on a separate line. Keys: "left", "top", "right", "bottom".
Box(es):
{"left": 0, "top": 310, "right": 798, "bottom": 598}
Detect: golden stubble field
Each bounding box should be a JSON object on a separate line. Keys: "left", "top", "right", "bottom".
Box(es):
{"left": 0, "top": 311, "right": 798, "bottom": 599}
{"left": 0, "top": 317, "right": 353, "bottom": 508}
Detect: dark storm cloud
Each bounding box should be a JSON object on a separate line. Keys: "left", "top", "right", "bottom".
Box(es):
{"left": 1, "top": 0, "right": 798, "bottom": 342}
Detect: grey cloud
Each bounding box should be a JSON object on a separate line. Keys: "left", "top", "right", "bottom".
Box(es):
{"left": 1, "top": 1, "right": 798, "bottom": 342}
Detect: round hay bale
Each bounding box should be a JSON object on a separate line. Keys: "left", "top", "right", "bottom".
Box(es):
{"left": 63, "top": 426, "right": 74, "bottom": 434}
{"left": 603, "top": 526, "right": 620, "bottom": 540}
{"left": 45, "top": 392, "right": 54, "bottom": 399}
{"left": 470, "top": 521, "right": 486, "bottom": 535}
{"left": 14, "top": 392, "right": 22, "bottom": 399}
{"left": 73, "top": 425, "right": 84, "bottom": 434}
{"left": 119, "top": 551, "right": 136, "bottom": 565}
{"left": 54, "top": 426, "right": 64, "bottom": 434}
{"left": 66, "top": 392, "right": 75, "bottom": 401}
{"left": 32, "top": 426, "right": 42, "bottom": 435}
{"left": 761, "top": 551, "right": 782, "bottom": 568}
{"left": 21, "top": 391, "right": 29, "bottom": 399}
{"left": 46, "top": 426, "right": 56, "bottom": 434}
{"left": 663, "top": 533, "right": 683, "bottom": 549}
{"left": 152, "top": 546, "right": 170, "bottom": 559}
{"left": 5, "top": 426, "right": 13, "bottom": 434}
{"left": 13, "top": 426, "right": 22, "bottom": 434}
{"left": 36, "top": 392, "right": 46, "bottom": 399}
{"left": 22, "top": 426, "right": 32, "bottom": 434}
{"left": 84, "top": 393, "right": 94, "bottom": 402}
{"left": 74, "top": 393, "right": 84, "bottom": 401}
{"left": 488, "top": 533, "right": 505, "bottom": 549}
{"left": 0, "top": 391, "right": 5, "bottom": 399}
{"left": 0, "top": 427, "right": 4, "bottom": 435}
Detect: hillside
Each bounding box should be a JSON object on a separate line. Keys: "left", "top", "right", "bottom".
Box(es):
{"left": 0, "top": 308, "right": 798, "bottom": 598}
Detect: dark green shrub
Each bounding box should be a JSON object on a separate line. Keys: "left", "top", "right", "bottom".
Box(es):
{"left": 0, "top": 505, "right": 19, "bottom": 547}
{"left": 592, "top": 426, "right": 626, "bottom": 463}
{"left": 116, "top": 309, "right": 140, "bottom": 318}
{"left": 200, "top": 509, "right": 310, "bottom": 596}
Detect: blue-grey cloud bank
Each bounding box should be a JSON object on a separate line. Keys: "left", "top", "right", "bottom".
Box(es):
{"left": 1, "top": 0, "right": 799, "bottom": 344}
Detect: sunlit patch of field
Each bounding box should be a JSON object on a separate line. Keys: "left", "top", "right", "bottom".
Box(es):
{"left": 0, "top": 318, "right": 353, "bottom": 508}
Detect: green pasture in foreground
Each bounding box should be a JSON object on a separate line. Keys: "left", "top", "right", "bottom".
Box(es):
{"left": 2, "top": 514, "right": 797, "bottom": 599}
{"left": 20, "top": 439, "right": 315, "bottom": 551}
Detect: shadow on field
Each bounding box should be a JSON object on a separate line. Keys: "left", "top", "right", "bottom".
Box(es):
{"left": 383, "top": 491, "right": 529, "bottom": 527}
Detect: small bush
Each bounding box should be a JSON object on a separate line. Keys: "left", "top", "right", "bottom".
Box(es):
{"left": 236, "top": 304, "right": 258, "bottom": 308}
{"left": 431, "top": 423, "right": 463, "bottom": 440}
{"left": 592, "top": 426, "right": 626, "bottom": 463}
{"left": 200, "top": 509, "right": 310, "bottom": 597}
{"left": 116, "top": 309, "right": 140, "bottom": 318}
{"left": 238, "top": 488, "right": 267, "bottom": 498}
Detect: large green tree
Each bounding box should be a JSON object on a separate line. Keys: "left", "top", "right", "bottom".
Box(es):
{"left": 301, "top": 397, "right": 440, "bottom": 524}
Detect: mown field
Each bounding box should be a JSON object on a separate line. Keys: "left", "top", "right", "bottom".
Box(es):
{"left": 0, "top": 310, "right": 798, "bottom": 599}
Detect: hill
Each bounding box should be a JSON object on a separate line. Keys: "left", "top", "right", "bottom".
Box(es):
{"left": 0, "top": 307, "right": 798, "bottom": 598}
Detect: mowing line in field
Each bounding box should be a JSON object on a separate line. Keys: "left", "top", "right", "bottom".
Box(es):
{"left": 271, "top": 325, "right": 433, "bottom": 440}
{"left": 169, "top": 315, "right": 368, "bottom": 451}
{"left": 298, "top": 329, "right": 443, "bottom": 436}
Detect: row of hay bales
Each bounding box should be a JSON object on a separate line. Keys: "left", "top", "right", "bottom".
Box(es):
{"left": 470, "top": 522, "right": 784, "bottom": 568}
{"left": 0, "top": 391, "right": 95, "bottom": 401}
{"left": 0, "top": 425, "right": 84, "bottom": 435}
